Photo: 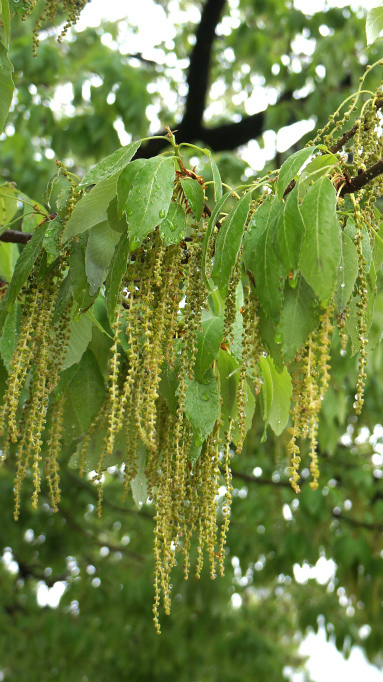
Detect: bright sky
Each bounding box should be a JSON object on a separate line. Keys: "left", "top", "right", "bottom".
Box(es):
{"left": 28, "top": 1, "right": 383, "bottom": 679}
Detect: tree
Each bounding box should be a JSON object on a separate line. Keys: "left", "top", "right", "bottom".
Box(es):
{"left": 1, "top": 1, "right": 383, "bottom": 679}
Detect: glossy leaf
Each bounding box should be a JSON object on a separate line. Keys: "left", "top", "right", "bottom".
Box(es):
{"left": 63, "top": 311, "right": 93, "bottom": 370}
{"left": 184, "top": 370, "right": 220, "bottom": 444}
{"left": 70, "top": 349, "right": 106, "bottom": 434}
{"left": 277, "top": 146, "right": 315, "bottom": 199}
{"left": 243, "top": 195, "right": 284, "bottom": 321}
{"left": 105, "top": 233, "right": 130, "bottom": 324}
{"left": 123, "top": 156, "right": 175, "bottom": 247}
{"left": 210, "top": 155, "right": 222, "bottom": 200}
{"left": 260, "top": 355, "right": 292, "bottom": 436}
{"left": 0, "top": 222, "right": 46, "bottom": 334}
{"left": 299, "top": 177, "right": 341, "bottom": 303}
{"left": 0, "top": 304, "right": 19, "bottom": 372}
{"left": 217, "top": 348, "right": 240, "bottom": 432}
{"left": 43, "top": 217, "right": 63, "bottom": 265}
{"left": 62, "top": 174, "right": 118, "bottom": 243}
{"left": 180, "top": 177, "right": 204, "bottom": 221}
{"left": 212, "top": 192, "right": 251, "bottom": 297}
{"left": 0, "top": 183, "right": 18, "bottom": 228}
{"left": 201, "top": 191, "right": 231, "bottom": 289}
{"left": 275, "top": 184, "right": 305, "bottom": 275}
{"left": 194, "top": 315, "right": 224, "bottom": 381}
{"left": 116, "top": 159, "right": 146, "bottom": 218}
{"left": 335, "top": 232, "right": 358, "bottom": 313}
{"left": 366, "top": 6, "right": 383, "bottom": 45}
{"left": 277, "top": 277, "right": 318, "bottom": 362}
{"left": 85, "top": 220, "right": 121, "bottom": 296}
{"left": 131, "top": 443, "right": 148, "bottom": 507}
{"left": 160, "top": 202, "right": 187, "bottom": 246}
{"left": 80, "top": 140, "right": 141, "bottom": 186}
{"left": 0, "top": 42, "right": 13, "bottom": 135}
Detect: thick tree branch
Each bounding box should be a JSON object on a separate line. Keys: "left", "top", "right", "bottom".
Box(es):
{"left": 339, "top": 158, "right": 383, "bottom": 196}
{"left": 0, "top": 229, "right": 32, "bottom": 244}
{"left": 181, "top": 0, "right": 226, "bottom": 131}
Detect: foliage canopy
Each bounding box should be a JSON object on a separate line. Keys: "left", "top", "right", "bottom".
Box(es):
{"left": 2, "top": 1, "right": 383, "bottom": 679}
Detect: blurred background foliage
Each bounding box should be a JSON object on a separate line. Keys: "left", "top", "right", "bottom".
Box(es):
{"left": 2, "top": 0, "right": 383, "bottom": 680}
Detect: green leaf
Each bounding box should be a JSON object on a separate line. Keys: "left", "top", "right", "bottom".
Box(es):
{"left": 299, "top": 153, "right": 338, "bottom": 183}
{"left": 194, "top": 316, "right": 224, "bottom": 381}
{"left": 0, "top": 42, "right": 13, "bottom": 134}
{"left": 159, "top": 202, "right": 187, "bottom": 246}
{"left": 63, "top": 311, "right": 93, "bottom": 370}
{"left": 0, "top": 304, "right": 19, "bottom": 372}
{"left": 277, "top": 277, "right": 318, "bottom": 362}
{"left": 277, "top": 146, "right": 316, "bottom": 199}
{"left": 184, "top": 371, "right": 220, "bottom": 444}
{"left": 61, "top": 174, "right": 118, "bottom": 243}
{"left": 69, "top": 235, "right": 98, "bottom": 313}
{"left": 70, "top": 349, "right": 106, "bottom": 433}
{"left": 0, "top": 241, "right": 18, "bottom": 282}
{"left": 0, "top": 221, "right": 46, "bottom": 335}
{"left": 210, "top": 155, "right": 223, "bottom": 201}
{"left": 243, "top": 195, "right": 284, "bottom": 321}
{"left": 366, "top": 6, "right": 383, "bottom": 45}
{"left": 299, "top": 177, "right": 341, "bottom": 303}
{"left": 345, "top": 217, "right": 372, "bottom": 272}
{"left": 212, "top": 192, "right": 251, "bottom": 298}
{"left": 80, "top": 140, "right": 141, "bottom": 186}
{"left": 116, "top": 159, "right": 146, "bottom": 218}
{"left": 201, "top": 191, "right": 231, "bottom": 289}
{"left": 180, "top": 177, "right": 205, "bottom": 221}
{"left": 131, "top": 442, "right": 148, "bottom": 506}
{"left": 124, "top": 156, "right": 175, "bottom": 248}
{"left": 217, "top": 348, "right": 240, "bottom": 432}
{"left": 159, "top": 362, "right": 179, "bottom": 415}
{"left": 53, "top": 272, "right": 72, "bottom": 324}
{"left": 335, "top": 233, "right": 358, "bottom": 313}
{"left": 107, "top": 196, "right": 128, "bottom": 234}
{"left": 275, "top": 185, "right": 305, "bottom": 275}
{"left": 1, "top": 0, "right": 10, "bottom": 44}
{"left": 43, "top": 217, "right": 63, "bottom": 265}
{"left": 372, "top": 226, "right": 383, "bottom": 272}
{"left": 0, "top": 183, "right": 18, "bottom": 228}
{"left": 105, "top": 233, "right": 130, "bottom": 325}
{"left": 260, "top": 355, "right": 292, "bottom": 436}
{"left": 85, "top": 220, "right": 121, "bottom": 296}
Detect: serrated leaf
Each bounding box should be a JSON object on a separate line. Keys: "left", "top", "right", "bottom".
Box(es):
{"left": 366, "top": 6, "right": 383, "bottom": 45}
{"left": 299, "top": 177, "right": 341, "bottom": 303}
{"left": 277, "top": 277, "right": 318, "bottom": 362}
{"left": 180, "top": 177, "right": 205, "bottom": 221}
{"left": 345, "top": 217, "right": 372, "bottom": 271}
{"left": 70, "top": 349, "right": 106, "bottom": 433}
{"left": 123, "top": 156, "right": 175, "bottom": 247}
{"left": 210, "top": 155, "right": 222, "bottom": 200}
{"left": 116, "top": 159, "right": 146, "bottom": 218}
{"left": 243, "top": 195, "right": 284, "bottom": 321}
{"left": 184, "top": 371, "right": 220, "bottom": 444}
{"left": 299, "top": 153, "right": 338, "bottom": 183}
{"left": 212, "top": 192, "right": 251, "bottom": 298}
{"left": 61, "top": 174, "right": 118, "bottom": 243}
{"left": 159, "top": 202, "right": 187, "bottom": 246}
{"left": 0, "top": 183, "right": 18, "bottom": 228}
{"left": 260, "top": 355, "right": 292, "bottom": 436}
{"left": 1, "top": 0, "right": 10, "bottom": 44}
{"left": 107, "top": 195, "right": 128, "bottom": 234}
{"left": 0, "top": 221, "right": 46, "bottom": 335}
{"left": 194, "top": 315, "right": 224, "bottom": 381}
{"left": 0, "top": 241, "right": 18, "bottom": 282}
{"left": 217, "top": 348, "right": 240, "bottom": 432}
{"left": 201, "top": 191, "right": 231, "bottom": 289}
{"left": 0, "top": 42, "right": 13, "bottom": 134}
{"left": 277, "top": 146, "right": 316, "bottom": 199}
{"left": 105, "top": 233, "right": 130, "bottom": 324}
{"left": 63, "top": 311, "right": 93, "bottom": 370}
{"left": 80, "top": 140, "right": 141, "bottom": 186}
{"left": 43, "top": 217, "right": 63, "bottom": 265}
{"left": 85, "top": 220, "right": 121, "bottom": 296}
{"left": 335, "top": 232, "right": 358, "bottom": 313}
{"left": 131, "top": 443, "right": 148, "bottom": 507}
{"left": 275, "top": 185, "right": 305, "bottom": 275}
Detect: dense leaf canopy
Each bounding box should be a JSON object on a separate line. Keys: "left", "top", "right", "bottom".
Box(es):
{"left": 1, "top": 1, "right": 383, "bottom": 681}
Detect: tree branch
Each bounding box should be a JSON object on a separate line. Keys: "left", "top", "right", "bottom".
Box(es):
{"left": 0, "top": 229, "right": 32, "bottom": 244}
{"left": 339, "top": 158, "right": 383, "bottom": 196}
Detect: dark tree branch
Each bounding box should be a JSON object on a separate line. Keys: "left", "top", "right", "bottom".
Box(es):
{"left": 181, "top": 0, "right": 226, "bottom": 131}
{"left": 339, "top": 158, "right": 383, "bottom": 196}
{"left": 0, "top": 229, "right": 32, "bottom": 244}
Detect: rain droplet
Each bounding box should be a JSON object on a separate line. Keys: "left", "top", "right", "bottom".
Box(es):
{"left": 202, "top": 393, "right": 209, "bottom": 401}
{"left": 274, "top": 333, "right": 283, "bottom": 345}
{"left": 194, "top": 436, "right": 203, "bottom": 447}
{"left": 169, "top": 221, "right": 176, "bottom": 232}
{"left": 159, "top": 209, "right": 166, "bottom": 218}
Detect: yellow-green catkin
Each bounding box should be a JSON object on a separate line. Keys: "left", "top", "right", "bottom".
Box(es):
{"left": 45, "top": 395, "right": 65, "bottom": 512}
{"left": 353, "top": 205, "right": 369, "bottom": 415}
{"left": 242, "top": 285, "right": 263, "bottom": 393}
{"left": 219, "top": 420, "right": 234, "bottom": 577}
